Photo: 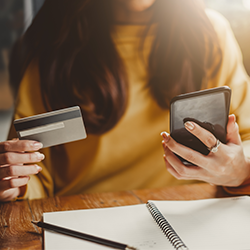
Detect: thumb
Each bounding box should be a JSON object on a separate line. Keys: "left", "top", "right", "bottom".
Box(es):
{"left": 226, "top": 114, "right": 241, "bottom": 145}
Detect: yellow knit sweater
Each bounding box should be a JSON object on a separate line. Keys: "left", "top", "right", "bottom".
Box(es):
{"left": 8, "top": 10, "right": 250, "bottom": 199}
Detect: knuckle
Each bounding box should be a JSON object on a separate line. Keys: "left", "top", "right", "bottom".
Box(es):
{"left": 27, "top": 154, "right": 35, "bottom": 162}
{"left": 206, "top": 135, "right": 216, "bottom": 147}
{"left": 215, "top": 162, "right": 229, "bottom": 176}
{"left": 6, "top": 165, "right": 16, "bottom": 177}
{"left": 22, "top": 141, "right": 32, "bottom": 150}
{"left": 225, "top": 155, "right": 233, "bottom": 166}
{"left": 194, "top": 128, "right": 202, "bottom": 137}
{"left": 27, "top": 152, "right": 41, "bottom": 163}
{"left": 3, "top": 152, "right": 13, "bottom": 164}
{"left": 27, "top": 153, "right": 34, "bottom": 162}
{"left": 220, "top": 165, "right": 227, "bottom": 174}
{"left": 223, "top": 152, "right": 235, "bottom": 166}
{"left": 187, "top": 152, "right": 196, "bottom": 164}
{"left": 2, "top": 141, "right": 11, "bottom": 152}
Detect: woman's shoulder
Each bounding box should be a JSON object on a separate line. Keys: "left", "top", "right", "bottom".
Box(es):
{"left": 205, "top": 9, "right": 234, "bottom": 50}
{"left": 205, "top": 9, "right": 231, "bottom": 36}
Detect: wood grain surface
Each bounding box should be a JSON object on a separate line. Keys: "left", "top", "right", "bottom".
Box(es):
{"left": 0, "top": 183, "right": 232, "bottom": 250}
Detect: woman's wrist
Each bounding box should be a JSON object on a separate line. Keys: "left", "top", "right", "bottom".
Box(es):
{"left": 223, "top": 157, "right": 250, "bottom": 195}
{"left": 239, "top": 157, "right": 250, "bottom": 186}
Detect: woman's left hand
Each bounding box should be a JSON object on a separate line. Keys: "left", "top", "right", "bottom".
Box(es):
{"left": 161, "top": 114, "right": 250, "bottom": 187}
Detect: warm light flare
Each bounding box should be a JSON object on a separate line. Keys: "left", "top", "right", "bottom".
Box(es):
{"left": 242, "top": 0, "right": 250, "bottom": 10}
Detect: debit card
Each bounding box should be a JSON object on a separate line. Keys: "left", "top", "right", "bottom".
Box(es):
{"left": 14, "top": 106, "right": 87, "bottom": 148}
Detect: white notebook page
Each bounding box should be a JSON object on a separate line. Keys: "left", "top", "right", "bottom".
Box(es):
{"left": 43, "top": 196, "right": 250, "bottom": 250}
{"left": 154, "top": 196, "right": 250, "bottom": 250}
{"left": 44, "top": 204, "right": 172, "bottom": 250}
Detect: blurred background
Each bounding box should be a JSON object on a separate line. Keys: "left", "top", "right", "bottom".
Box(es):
{"left": 0, "top": 0, "right": 45, "bottom": 141}
{"left": 0, "top": 0, "right": 250, "bottom": 141}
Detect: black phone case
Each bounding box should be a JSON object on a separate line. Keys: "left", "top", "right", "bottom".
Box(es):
{"left": 170, "top": 86, "right": 231, "bottom": 165}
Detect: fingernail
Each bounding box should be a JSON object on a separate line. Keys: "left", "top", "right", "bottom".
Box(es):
{"left": 184, "top": 121, "right": 195, "bottom": 131}
{"left": 35, "top": 152, "right": 45, "bottom": 160}
{"left": 33, "top": 142, "right": 43, "bottom": 149}
{"left": 36, "top": 165, "right": 42, "bottom": 171}
{"left": 161, "top": 132, "right": 170, "bottom": 142}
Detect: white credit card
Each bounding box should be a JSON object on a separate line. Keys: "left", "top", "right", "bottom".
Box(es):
{"left": 14, "top": 106, "right": 87, "bottom": 148}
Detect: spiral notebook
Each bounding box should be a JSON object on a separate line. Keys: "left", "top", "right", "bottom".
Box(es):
{"left": 43, "top": 196, "right": 250, "bottom": 250}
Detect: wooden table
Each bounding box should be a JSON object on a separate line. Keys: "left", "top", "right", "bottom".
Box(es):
{"left": 0, "top": 183, "right": 232, "bottom": 250}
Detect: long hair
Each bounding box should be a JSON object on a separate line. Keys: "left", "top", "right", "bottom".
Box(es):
{"left": 9, "top": 0, "right": 222, "bottom": 134}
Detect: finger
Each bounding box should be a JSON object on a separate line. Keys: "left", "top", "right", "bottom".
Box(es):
{"left": 0, "top": 176, "right": 30, "bottom": 192}
{"left": 184, "top": 121, "right": 217, "bottom": 149}
{"left": 162, "top": 140, "right": 182, "bottom": 178}
{"left": 0, "top": 140, "right": 43, "bottom": 153}
{"left": 0, "top": 164, "right": 42, "bottom": 179}
{"left": 0, "top": 188, "right": 21, "bottom": 202}
{"left": 164, "top": 145, "right": 202, "bottom": 180}
{"left": 163, "top": 154, "right": 182, "bottom": 179}
{"left": 162, "top": 140, "right": 183, "bottom": 166}
{"left": 0, "top": 151, "right": 45, "bottom": 166}
{"left": 161, "top": 131, "right": 212, "bottom": 169}
{"left": 226, "top": 114, "right": 241, "bottom": 145}
{"left": 163, "top": 144, "right": 184, "bottom": 179}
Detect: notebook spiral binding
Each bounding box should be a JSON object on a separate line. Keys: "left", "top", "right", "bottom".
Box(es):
{"left": 146, "top": 202, "right": 188, "bottom": 250}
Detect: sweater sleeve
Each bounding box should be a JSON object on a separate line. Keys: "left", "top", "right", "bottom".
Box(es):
{"left": 8, "top": 61, "right": 54, "bottom": 199}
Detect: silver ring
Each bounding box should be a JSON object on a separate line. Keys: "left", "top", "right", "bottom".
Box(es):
{"left": 208, "top": 139, "right": 221, "bottom": 153}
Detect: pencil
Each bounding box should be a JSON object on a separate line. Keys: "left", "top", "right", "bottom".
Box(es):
{"left": 31, "top": 221, "right": 137, "bottom": 250}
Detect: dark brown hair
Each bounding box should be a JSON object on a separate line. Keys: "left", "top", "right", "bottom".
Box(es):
{"left": 9, "top": 0, "right": 222, "bottom": 134}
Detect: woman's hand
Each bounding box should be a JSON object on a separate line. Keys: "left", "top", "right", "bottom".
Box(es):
{"left": 161, "top": 114, "right": 250, "bottom": 187}
{"left": 0, "top": 139, "right": 44, "bottom": 202}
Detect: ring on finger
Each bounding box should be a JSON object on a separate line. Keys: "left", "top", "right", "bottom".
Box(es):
{"left": 208, "top": 139, "right": 221, "bottom": 153}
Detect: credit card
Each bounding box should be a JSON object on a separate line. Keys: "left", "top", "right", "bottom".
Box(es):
{"left": 14, "top": 106, "right": 87, "bottom": 148}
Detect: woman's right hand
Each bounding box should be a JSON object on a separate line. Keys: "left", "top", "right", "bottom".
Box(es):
{"left": 0, "top": 139, "right": 44, "bottom": 202}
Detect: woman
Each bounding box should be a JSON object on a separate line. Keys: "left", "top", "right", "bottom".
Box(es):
{"left": 1, "top": 0, "right": 250, "bottom": 202}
